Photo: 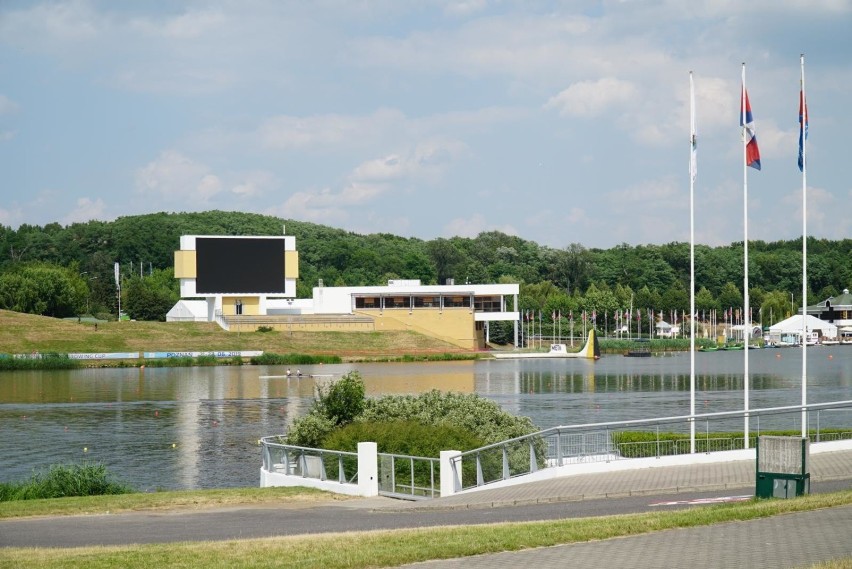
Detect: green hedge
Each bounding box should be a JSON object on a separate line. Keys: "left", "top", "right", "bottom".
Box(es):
{"left": 612, "top": 429, "right": 852, "bottom": 458}
{"left": 0, "top": 463, "right": 133, "bottom": 501}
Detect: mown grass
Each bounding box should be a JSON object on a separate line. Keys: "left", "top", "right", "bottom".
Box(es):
{"left": 0, "top": 309, "right": 469, "bottom": 361}
{"left": 0, "top": 486, "right": 347, "bottom": 519}
{"left": 1, "top": 490, "right": 851, "bottom": 569}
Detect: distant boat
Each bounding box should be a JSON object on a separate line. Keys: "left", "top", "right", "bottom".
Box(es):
{"left": 698, "top": 345, "right": 719, "bottom": 352}
{"left": 625, "top": 338, "right": 651, "bottom": 358}
{"left": 494, "top": 329, "right": 600, "bottom": 360}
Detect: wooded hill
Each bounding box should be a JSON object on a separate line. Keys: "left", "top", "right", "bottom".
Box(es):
{"left": 1, "top": 211, "right": 849, "bottom": 328}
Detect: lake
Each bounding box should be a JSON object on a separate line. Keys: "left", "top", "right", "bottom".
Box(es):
{"left": 1, "top": 348, "right": 851, "bottom": 490}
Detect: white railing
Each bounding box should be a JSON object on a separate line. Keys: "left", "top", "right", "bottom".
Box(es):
{"left": 261, "top": 437, "right": 358, "bottom": 488}
{"left": 378, "top": 452, "right": 440, "bottom": 499}
{"left": 449, "top": 400, "right": 852, "bottom": 492}
{"left": 260, "top": 400, "right": 852, "bottom": 499}
{"left": 214, "top": 309, "right": 229, "bottom": 331}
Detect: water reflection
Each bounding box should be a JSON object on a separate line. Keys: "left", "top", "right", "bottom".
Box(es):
{"left": 0, "top": 349, "right": 850, "bottom": 490}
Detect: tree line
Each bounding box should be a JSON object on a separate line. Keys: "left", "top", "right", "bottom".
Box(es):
{"left": 1, "top": 210, "right": 849, "bottom": 324}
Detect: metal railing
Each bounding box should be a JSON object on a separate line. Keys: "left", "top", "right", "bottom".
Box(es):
{"left": 213, "top": 309, "right": 229, "bottom": 331}
{"left": 261, "top": 437, "right": 358, "bottom": 485}
{"left": 378, "top": 452, "right": 439, "bottom": 499}
{"left": 451, "top": 400, "right": 852, "bottom": 492}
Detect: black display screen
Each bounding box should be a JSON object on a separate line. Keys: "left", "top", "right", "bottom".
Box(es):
{"left": 195, "top": 238, "right": 286, "bottom": 294}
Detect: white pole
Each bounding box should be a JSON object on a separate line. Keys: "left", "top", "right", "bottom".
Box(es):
{"left": 800, "top": 53, "right": 809, "bottom": 437}
{"left": 741, "top": 63, "right": 751, "bottom": 449}
{"left": 689, "top": 71, "right": 697, "bottom": 453}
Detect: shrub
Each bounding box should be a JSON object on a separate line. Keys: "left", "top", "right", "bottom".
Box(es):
{"left": 0, "top": 463, "right": 133, "bottom": 501}
{"left": 323, "top": 420, "right": 484, "bottom": 457}
{"left": 284, "top": 413, "right": 336, "bottom": 447}
{"left": 361, "top": 390, "right": 538, "bottom": 445}
{"left": 316, "top": 372, "right": 366, "bottom": 426}
{"left": 257, "top": 326, "right": 274, "bottom": 333}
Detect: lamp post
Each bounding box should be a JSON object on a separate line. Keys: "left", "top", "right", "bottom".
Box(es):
{"left": 791, "top": 292, "right": 794, "bottom": 316}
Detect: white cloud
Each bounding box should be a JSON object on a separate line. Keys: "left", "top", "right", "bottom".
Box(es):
{"left": 443, "top": 213, "right": 518, "bottom": 239}
{"left": 129, "top": 8, "right": 226, "bottom": 40}
{"left": 231, "top": 171, "right": 273, "bottom": 198}
{"left": 545, "top": 78, "right": 638, "bottom": 119}
{"left": 62, "top": 197, "right": 108, "bottom": 225}
{"left": 0, "top": 205, "right": 22, "bottom": 226}
{"left": 0, "top": 95, "right": 19, "bottom": 114}
{"left": 135, "top": 151, "right": 222, "bottom": 203}
{"left": 442, "top": 0, "right": 488, "bottom": 17}
{"left": 275, "top": 139, "right": 467, "bottom": 223}
{"left": 258, "top": 109, "right": 406, "bottom": 151}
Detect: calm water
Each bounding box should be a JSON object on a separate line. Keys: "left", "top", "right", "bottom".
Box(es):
{"left": 1, "top": 349, "right": 851, "bottom": 490}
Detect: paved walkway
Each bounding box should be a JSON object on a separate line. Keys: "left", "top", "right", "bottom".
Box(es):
{"left": 2, "top": 448, "right": 852, "bottom": 568}
{"left": 397, "top": 447, "right": 852, "bottom": 569}
{"left": 385, "top": 446, "right": 852, "bottom": 511}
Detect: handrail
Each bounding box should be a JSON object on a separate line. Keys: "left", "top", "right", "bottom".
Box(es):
{"left": 451, "top": 400, "right": 852, "bottom": 492}
{"left": 456, "top": 399, "right": 852, "bottom": 458}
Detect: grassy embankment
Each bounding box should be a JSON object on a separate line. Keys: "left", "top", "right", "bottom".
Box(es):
{"left": 0, "top": 489, "right": 851, "bottom": 568}
{"left": 0, "top": 309, "right": 477, "bottom": 364}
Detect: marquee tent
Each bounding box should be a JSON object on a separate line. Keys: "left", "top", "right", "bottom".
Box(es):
{"left": 767, "top": 314, "right": 837, "bottom": 345}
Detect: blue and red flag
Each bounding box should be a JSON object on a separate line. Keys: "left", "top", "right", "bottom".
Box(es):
{"left": 798, "top": 89, "right": 808, "bottom": 172}
{"left": 740, "top": 88, "right": 761, "bottom": 170}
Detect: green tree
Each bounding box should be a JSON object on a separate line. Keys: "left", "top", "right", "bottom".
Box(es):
{"left": 717, "top": 282, "right": 743, "bottom": 312}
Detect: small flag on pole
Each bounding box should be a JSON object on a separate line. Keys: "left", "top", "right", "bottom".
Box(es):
{"left": 690, "top": 72, "right": 697, "bottom": 182}
{"left": 741, "top": 86, "right": 761, "bottom": 170}
{"left": 798, "top": 88, "right": 808, "bottom": 172}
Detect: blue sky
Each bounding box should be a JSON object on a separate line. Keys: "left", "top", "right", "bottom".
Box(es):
{"left": 1, "top": 1, "right": 850, "bottom": 249}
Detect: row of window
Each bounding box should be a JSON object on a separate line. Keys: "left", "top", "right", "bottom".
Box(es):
{"left": 353, "top": 295, "right": 504, "bottom": 311}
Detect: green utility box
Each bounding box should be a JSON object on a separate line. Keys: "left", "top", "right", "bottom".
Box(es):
{"left": 755, "top": 436, "right": 810, "bottom": 499}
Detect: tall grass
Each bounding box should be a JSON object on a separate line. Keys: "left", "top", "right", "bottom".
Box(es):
{"left": 0, "top": 352, "right": 81, "bottom": 371}
{"left": 0, "top": 463, "right": 133, "bottom": 501}
{"left": 250, "top": 352, "right": 342, "bottom": 365}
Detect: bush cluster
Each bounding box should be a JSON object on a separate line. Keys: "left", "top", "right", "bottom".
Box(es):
{"left": 0, "top": 463, "right": 133, "bottom": 501}
{"left": 284, "top": 371, "right": 540, "bottom": 460}
{"left": 323, "top": 420, "right": 485, "bottom": 456}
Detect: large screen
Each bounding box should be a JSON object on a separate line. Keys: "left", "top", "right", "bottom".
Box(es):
{"left": 195, "top": 237, "right": 286, "bottom": 294}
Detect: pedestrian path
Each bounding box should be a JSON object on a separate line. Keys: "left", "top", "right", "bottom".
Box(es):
{"left": 383, "top": 446, "right": 852, "bottom": 511}
{"left": 404, "top": 504, "right": 852, "bottom": 569}
{"left": 392, "top": 447, "right": 852, "bottom": 569}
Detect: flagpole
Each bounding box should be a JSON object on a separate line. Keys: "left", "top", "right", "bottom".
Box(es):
{"left": 741, "top": 63, "right": 751, "bottom": 449}
{"left": 800, "top": 53, "right": 808, "bottom": 437}
{"left": 689, "top": 71, "right": 697, "bottom": 453}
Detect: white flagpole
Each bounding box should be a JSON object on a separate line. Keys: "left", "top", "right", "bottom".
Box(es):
{"left": 741, "top": 63, "right": 751, "bottom": 449}
{"left": 690, "top": 70, "right": 697, "bottom": 453}
{"left": 800, "top": 53, "right": 808, "bottom": 437}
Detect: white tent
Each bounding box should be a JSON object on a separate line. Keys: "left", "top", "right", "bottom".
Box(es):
{"left": 767, "top": 314, "right": 837, "bottom": 345}
{"left": 166, "top": 300, "right": 209, "bottom": 322}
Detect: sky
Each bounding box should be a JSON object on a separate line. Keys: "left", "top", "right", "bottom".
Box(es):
{"left": 1, "top": 1, "right": 850, "bottom": 250}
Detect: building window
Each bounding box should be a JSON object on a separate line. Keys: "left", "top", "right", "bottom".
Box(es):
{"left": 413, "top": 296, "right": 440, "bottom": 308}
{"left": 355, "top": 296, "right": 381, "bottom": 309}
{"left": 444, "top": 295, "right": 471, "bottom": 308}
{"left": 385, "top": 296, "right": 409, "bottom": 309}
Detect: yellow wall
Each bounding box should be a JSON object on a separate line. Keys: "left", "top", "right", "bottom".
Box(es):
{"left": 285, "top": 250, "right": 299, "bottom": 279}
{"left": 174, "top": 251, "right": 196, "bottom": 278}
{"left": 358, "top": 308, "right": 478, "bottom": 350}
{"left": 223, "top": 296, "right": 260, "bottom": 316}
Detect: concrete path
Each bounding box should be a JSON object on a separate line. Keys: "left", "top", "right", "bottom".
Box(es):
{"left": 2, "top": 449, "right": 852, "bottom": 569}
